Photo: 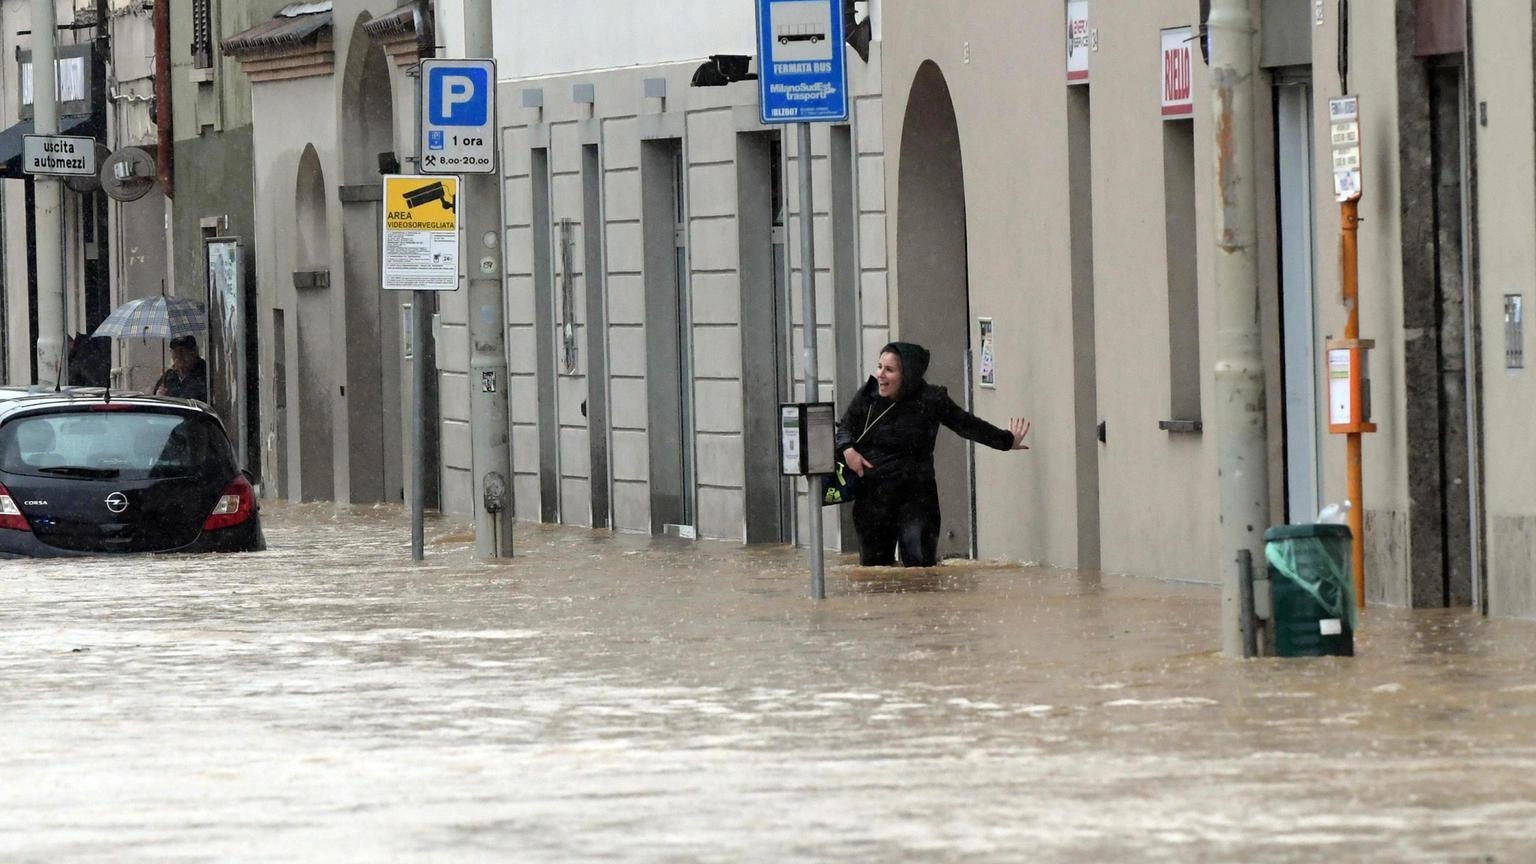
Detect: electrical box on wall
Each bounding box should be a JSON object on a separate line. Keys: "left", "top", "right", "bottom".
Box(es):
{"left": 780, "top": 402, "right": 836, "bottom": 476}
{"left": 1327, "top": 339, "right": 1377, "bottom": 435}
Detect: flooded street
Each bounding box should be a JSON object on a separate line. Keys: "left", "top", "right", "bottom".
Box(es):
{"left": 3, "top": 502, "right": 1535, "bottom": 863}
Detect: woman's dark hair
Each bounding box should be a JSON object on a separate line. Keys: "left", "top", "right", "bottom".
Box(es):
{"left": 880, "top": 342, "right": 930, "bottom": 397}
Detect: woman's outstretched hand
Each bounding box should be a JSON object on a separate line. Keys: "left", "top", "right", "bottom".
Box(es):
{"left": 844, "top": 447, "right": 874, "bottom": 477}
{"left": 1009, "top": 417, "right": 1032, "bottom": 450}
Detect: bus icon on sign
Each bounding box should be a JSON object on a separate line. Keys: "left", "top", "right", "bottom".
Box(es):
{"left": 778, "top": 24, "right": 824, "bottom": 44}
{"left": 428, "top": 66, "right": 489, "bottom": 126}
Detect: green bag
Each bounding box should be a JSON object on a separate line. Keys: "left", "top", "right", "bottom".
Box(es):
{"left": 821, "top": 458, "right": 859, "bottom": 506}
{"left": 819, "top": 402, "right": 893, "bottom": 507}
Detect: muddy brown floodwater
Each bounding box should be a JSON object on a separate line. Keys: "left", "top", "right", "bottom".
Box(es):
{"left": 2, "top": 501, "right": 1534, "bottom": 862}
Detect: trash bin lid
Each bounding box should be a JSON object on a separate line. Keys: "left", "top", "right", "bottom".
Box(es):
{"left": 1264, "top": 523, "right": 1353, "bottom": 543}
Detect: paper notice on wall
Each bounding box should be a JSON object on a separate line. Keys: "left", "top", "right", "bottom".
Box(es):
{"left": 1328, "top": 349, "right": 1352, "bottom": 426}
{"left": 978, "top": 318, "right": 996, "bottom": 388}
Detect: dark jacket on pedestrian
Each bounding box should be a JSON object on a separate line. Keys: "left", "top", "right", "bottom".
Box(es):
{"left": 835, "top": 342, "right": 1014, "bottom": 566}
{"left": 157, "top": 358, "right": 208, "bottom": 402}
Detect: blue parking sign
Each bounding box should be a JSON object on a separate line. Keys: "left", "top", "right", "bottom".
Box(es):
{"left": 428, "top": 65, "right": 490, "bottom": 126}
{"left": 418, "top": 58, "right": 497, "bottom": 175}
{"left": 756, "top": 0, "right": 848, "bottom": 124}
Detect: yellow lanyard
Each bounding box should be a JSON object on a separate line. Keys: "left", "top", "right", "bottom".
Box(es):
{"left": 859, "top": 403, "right": 895, "bottom": 442}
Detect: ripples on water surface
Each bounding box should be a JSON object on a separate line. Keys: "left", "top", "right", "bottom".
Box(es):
{"left": 2, "top": 501, "right": 1534, "bottom": 862}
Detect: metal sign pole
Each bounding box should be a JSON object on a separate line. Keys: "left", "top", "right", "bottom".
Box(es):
{"left": 798, "top": 121, "right": 825, "bottom": 600}
{"left": 411, "top": 296, "right": 427, "bottom": 561}
{"left": 756, "top": 0, "right": 846, "bottom": 599}
{"left": 410, "top": 11, "right": 432, "bottom": 561}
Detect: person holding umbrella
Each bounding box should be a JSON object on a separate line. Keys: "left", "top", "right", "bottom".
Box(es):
{"left": 154, "top": 335, "right": 208, "bottom": 402}
{"left": 91, "top": 293, "right": 208, "bottom": 399}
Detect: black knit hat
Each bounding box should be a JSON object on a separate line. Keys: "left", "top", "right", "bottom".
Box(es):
{"left": 881, "top": 341, "right": 929, "bottom": 398}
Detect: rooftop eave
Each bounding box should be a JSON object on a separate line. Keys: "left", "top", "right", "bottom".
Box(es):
{"left": 223, "top": 15, "right": 335, "bottom": 83}
{"left": 362, "top": 4, "right": 430, "bottom": 70}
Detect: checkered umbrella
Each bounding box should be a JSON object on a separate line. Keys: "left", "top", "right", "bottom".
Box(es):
{"left": 91, "top": 295, "right": 207, "bottom": 339}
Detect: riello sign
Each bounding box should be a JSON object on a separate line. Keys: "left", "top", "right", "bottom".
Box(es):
{"left": 1066, "top": 0, "right": 1089, "bottom": 82}
{"left": 1161, "top": 26, "right": 1194, "bottom": 118}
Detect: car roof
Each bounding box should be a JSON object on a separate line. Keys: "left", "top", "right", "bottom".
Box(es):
{"left": 0, "top": 387, "right": 221, "bottom": 424}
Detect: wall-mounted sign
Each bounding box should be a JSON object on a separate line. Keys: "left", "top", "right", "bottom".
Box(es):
{"left": 22, "top": 134, "right": 96, "bottom": 176}
{"left": 978, "top": 318, "right": 996, "bottom": 388}
{"left": 1161, "top": 26, "right": 1194, "bottom": 118}
{"left": 419, "top": 58, "right": 498, "bottom": 175}
{"left": 1329, "top": 96, "right": 1362, "bottom": 202}
{"left": 382, "top": 174, "right": 461, "bottom": 292}
{"left": 1067, "top": 1, "right": 1090, "bottom": 83}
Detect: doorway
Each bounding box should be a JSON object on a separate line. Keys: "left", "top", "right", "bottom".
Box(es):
{"left": 1067, "top": 84, "right": 1102, "bottom": 570}
{"left": 896, "top": 61, "right": 974, "bottom": 559}
{"left": 338, "top": 20, "right": 399, "bottom": 503}
{"left": 1401, "top": 57, "right": 1480, "bottom": 608}
{"left": 738, "top": 131, "right": 793, "bottom": 543}
{"left": 583, "top": 143, "right": 612, "bottom": 529}
{"left": 294, "top": 145, "right": 334, "bottom": 503}
{"left": 642, "top": 139, "right": 696, "bottom": 536}
{"left": 1274, "top": 73, "right": 1323, "bottom": 524}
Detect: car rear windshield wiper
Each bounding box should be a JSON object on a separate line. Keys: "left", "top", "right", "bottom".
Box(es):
{"left": 37, "top": 465, "right": 121, "bottom": 479}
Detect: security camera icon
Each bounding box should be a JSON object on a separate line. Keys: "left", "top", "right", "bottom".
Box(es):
{"left": 403, "top": 180, "right": 455, "bottom": 212}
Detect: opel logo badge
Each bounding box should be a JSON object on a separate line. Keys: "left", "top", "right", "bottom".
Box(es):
{"left": 105, "top": 492, "right": 129, "bottom": 514}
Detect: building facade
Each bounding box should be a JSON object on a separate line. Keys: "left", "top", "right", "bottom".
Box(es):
{"left": 490, "top": 1, "right": 887, "bottom": 546}
{"left": 9, "top": 1, "right": 1525, "bottom": 618}
{"left": 0, "top": 0, "right": 158, "bottom": 393}
{"left": 878, "top": 0, "right": 1532, "bottom": 616}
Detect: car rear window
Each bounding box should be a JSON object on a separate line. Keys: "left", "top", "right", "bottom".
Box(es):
{"left": 0, "top": 410, "right": 236, "bottom": 480}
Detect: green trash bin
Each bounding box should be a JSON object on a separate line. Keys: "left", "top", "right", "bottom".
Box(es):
{"left": 1263, "top": 524, "right": 1356, "bottom": 657}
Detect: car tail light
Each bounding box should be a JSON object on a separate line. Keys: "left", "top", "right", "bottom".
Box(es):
{"left": 203, "top": 474, "right": 255, "bottom": 532}
{"left": 0, "top": 482, "right": 30, "bottom": 531}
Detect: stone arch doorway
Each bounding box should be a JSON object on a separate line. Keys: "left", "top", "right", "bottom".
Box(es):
{"left": 896, "top": 60, "right": 975, "bottom": 560}
{"left": 294, "top": 143, "right": 335, "bottom": 503}
{"left": 337, "top": 15, "right": 402, "bottom": 504}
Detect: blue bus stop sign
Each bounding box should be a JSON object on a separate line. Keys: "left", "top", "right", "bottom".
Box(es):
{"left": 756, "top": 0, "right": 848, "bottom": 124}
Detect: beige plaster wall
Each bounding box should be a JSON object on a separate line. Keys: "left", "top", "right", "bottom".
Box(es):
{"left": 1472, "top": 2, "right": 1536, "bottom": 618}
{"left": 882, "top": 0, "right": 1248, "bottom": 579}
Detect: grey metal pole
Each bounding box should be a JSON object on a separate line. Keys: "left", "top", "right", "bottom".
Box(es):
{"left": 798, "top": 122, "right": 824, "bottom": 599}
{"left": 411, "top": 297, "right": 427, "bottom": 560}
{"left": 409, "top": 7, "right": 432, "bottom": 562}
{"left": 1209, "top": 0, "right": 1269, "bottom": 657}
{"left": 31, "top": 0, "right": 64, "bottom": 387}
{"left": 463, "top": 0, "right": 514, "bottom": 558}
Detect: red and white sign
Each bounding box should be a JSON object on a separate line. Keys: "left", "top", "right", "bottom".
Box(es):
{"left": 1160, "top": 26, "right": 1194, "bottom": 118}
{"left": 1067, "top": 1, "right": 1090, "bottom": 82}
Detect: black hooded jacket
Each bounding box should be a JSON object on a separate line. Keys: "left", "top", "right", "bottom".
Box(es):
{"left": 834, "top": 343, "right": 1014, "bottom": 491}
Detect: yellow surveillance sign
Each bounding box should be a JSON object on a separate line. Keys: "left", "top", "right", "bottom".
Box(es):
{"left": 385, "top": 176, "right": 459, "bottom": 231}
{"left": 382, "top": 174, "right": 462, "bottom": 291}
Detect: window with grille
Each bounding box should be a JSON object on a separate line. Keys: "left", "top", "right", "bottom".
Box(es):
{"left": 191, "top": 0, "right": 213, "bottom": 69}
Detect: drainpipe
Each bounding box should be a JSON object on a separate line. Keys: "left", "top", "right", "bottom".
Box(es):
{"left": 154, "top": 0, "right": 172, "bottom": 198}
{"left": 1208, "top": 0, "right": 1269, "bottom": 657}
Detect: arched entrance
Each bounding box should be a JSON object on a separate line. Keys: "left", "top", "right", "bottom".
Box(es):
{"left": 338, "top": 16, "right": 401, "bottom": 503}
{"left": 294, "top": 144, "right": 334, "bottom": 503}
{"left": 896, "top": 61, "right": 975, "bottom": 559}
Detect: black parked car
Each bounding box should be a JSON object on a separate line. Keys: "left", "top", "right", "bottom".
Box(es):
{"left": 0, "top": 388, "right": 265, "bottom": 557}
